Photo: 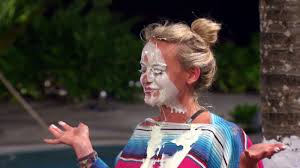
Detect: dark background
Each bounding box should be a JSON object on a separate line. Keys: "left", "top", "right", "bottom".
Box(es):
{"left": 0, "top": 0, "right": 261, "bottom": 100}
{"left": 111, "top": 0, "right": 259, "bottom": 45}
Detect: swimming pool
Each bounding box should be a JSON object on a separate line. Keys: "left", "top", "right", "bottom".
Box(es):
{"left": 0, "top": 145, "right": 123, "bottom": 168}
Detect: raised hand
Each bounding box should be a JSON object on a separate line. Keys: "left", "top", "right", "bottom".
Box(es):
{"left": 240, "top": 143, "right": 286, "bottom": 168}
{"left": 245, "top": 143, "right": 286, "bottom": 161}
{"left": 44, "top": 121, "right": 94, "bottom": 159}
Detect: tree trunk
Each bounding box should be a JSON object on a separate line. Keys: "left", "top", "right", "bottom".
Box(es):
{"left": 260, "top": 0, "right": 300, "bottom": 139}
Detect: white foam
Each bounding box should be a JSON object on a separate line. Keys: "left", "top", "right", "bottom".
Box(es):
{"left": 141, "top": 125, "right": 163, "bottom": 168}
{"left": 162, "top": 125, "right": 200, "bottom": 167}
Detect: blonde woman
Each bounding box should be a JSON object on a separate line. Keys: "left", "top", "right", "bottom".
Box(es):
{"left": 45, "top": 18, "right": 285, "bottom": 168}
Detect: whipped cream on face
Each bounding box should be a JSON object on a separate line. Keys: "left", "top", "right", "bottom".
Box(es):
{"left": 140, "top": 42, "right": 186, "bottom": 114}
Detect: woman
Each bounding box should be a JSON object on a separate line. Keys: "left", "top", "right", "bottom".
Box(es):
{"left": 44, "top": 18, "right": 285, "bottom": 168}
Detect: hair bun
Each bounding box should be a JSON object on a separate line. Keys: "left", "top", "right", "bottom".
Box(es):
{"left": 191, "top": 18, "right": 221, "bottom": 46}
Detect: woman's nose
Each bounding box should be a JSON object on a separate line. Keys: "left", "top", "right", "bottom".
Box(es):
{"left": 146, "top": 70, "right": 155, "bottom": 83}
{"left": 141, "top": 71, "right": 154, "bottom": 86}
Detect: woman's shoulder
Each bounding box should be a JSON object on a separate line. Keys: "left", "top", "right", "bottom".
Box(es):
{"left": 209, "top": 113, "right": 248, "bottom": 150}
{"left": 210, "top": 113, "right": 243, "bottom": 133}
{"left": 193, "top": 112, "right": 246, "bottom": 146}
{"left": 191, "top": 113, "right": 247, "bottom": 167}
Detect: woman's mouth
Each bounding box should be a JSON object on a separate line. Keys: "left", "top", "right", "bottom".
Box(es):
{"left": 144, "top": 88, "right": 158, "bottom": 95}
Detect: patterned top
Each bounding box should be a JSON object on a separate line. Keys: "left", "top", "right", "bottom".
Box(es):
{"left": 91, "top": 113, "right": 263, "bottom": 168}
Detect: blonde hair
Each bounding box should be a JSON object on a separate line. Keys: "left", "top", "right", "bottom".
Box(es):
{"left": 141, "top": 18, "right": 221, "bottom": 94}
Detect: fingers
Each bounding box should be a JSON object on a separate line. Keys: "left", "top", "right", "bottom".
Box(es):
{"left": 48, "top": 124, "right": 63, "bottom": 138}
{"left": 267, "top": 143, "right": 286, "bottom": 154}
{"left": 245, "top": 143, "right": 287, "bottom": 161}
{"left": 45, "top": 124, "right": 63, "bottom": 145}
{"left": 78, "top": 122, "right": 88, "bottom": 128}
{"left": 265, "top": 146, "right": 277, "bottom": 158}
{"left": 273, "top": 143, "right": 286, "bottom": 152}
{"left": 78, "top": 122, "right": 90, "bottom": 135}
{"left": 78, "top": 122, "right": 89, "bottom": 131}
{"left": 274, "top": 147, "right": 280, "bottom": 153}
{"left": 44, "top": 138, "right": 60, "bottom": 144}
{"left": 265, "top": 143, "right": 286, "bottom": 159}
{"left": 58, "top": 121, "right": 73, "bottom": 131}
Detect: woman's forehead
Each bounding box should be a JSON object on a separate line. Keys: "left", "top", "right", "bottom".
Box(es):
{"left": 140, "top": 41, "right": 166, "bottom": 64}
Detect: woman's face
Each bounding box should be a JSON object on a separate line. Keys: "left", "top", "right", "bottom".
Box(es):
{"left": 139, "top": 40, "right": 189, "bottom": 111}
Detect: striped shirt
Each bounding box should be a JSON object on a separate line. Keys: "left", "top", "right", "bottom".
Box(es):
{"left": 92, "top": 113, "right": 262, "bottom": 168}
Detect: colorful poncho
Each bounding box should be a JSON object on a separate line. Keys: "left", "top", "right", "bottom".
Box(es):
{"left": 91, "top": 113, "right": 263, "bottom": 168}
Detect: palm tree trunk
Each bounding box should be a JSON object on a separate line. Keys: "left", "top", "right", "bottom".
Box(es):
{"left": 260, "top": 0, "right": 300, "bottom": 139}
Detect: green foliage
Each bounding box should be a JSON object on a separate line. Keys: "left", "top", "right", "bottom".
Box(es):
{"left": 0, "top": 0, "right": 142, "bottom": 100}
{"left": 214, "top": 34, "right": 260, "bottom": 93}
{"left": 0, "top": 0, "right": 260, "bottom": 101}
{"left": 0, "top": 0, "right": 42, "bottom": 30}
{"left": 230, "top": 103, "right": 258, "bottom": 126}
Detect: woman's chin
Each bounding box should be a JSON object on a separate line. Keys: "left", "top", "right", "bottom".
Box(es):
{"left": 144, "top": 97, "right": 161, "bottom": 107}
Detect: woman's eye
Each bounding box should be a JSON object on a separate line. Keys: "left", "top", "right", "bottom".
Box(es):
{"left": 138, "top": 67, "right": 147, "bottom": 73}
{"left": 152, "top": 69, "right": 163, "bottom": 75}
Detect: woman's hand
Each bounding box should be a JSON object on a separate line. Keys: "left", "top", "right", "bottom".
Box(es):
{"left": 44, "top": 121, "right": 94, "bottom": 159}
{"left": 245, "top": 143, "right": 286, "bottom": 161}
{"left": 240, "top": 143, "right": 286, "bottom": 168}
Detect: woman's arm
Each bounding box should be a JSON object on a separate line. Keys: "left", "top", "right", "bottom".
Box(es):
{"left": 239, "top": 143, "right": 286, "bottom": 168}
{"left": 44, "top": 121, "right": 110, "bottom": 168}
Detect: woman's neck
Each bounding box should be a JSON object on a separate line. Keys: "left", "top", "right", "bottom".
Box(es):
{"left": 158, "top": 96, "right": 201, "bottom": 123}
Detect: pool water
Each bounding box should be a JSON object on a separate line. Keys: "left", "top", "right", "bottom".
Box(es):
{"left": 0, "top": 145, "right": 123, "bottom": 168}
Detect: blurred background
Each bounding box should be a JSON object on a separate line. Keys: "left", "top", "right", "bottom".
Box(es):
{"left": 0, "top": 0, "right": 271, "bottom": 167}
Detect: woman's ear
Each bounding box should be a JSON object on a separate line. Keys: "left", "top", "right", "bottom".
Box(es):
{"left": 187, "top": 67, "right": 201, "bottom": 85}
